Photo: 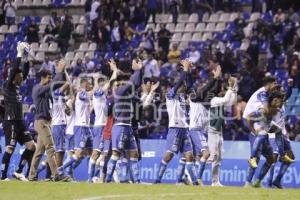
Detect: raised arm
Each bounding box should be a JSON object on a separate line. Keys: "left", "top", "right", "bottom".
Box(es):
{"left": 210, "top": 77, "right": 237, "bottom": 107}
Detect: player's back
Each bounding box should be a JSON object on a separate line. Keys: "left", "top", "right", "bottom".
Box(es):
{"left": 243, "top": 87, "right": 268, "bottom": 119}
{"left": 189, "top": 99, "right": 209, "bottom": 130}
{"left": 52, "top": 89, "right": 67, "bottom": 126}
{"left": 75, "top": 90, "right": 91, "bottom": 127}
{"left": 166, "top": 92, "right": 188, "bottom": 128}
{"left": 92, "top": 89, "right": 107, "bottom": 126}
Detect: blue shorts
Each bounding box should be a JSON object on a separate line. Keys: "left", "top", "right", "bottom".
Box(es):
{"left": 166, "top": 128, "right": 192, "bottom": 154}
{"left": 74, "top": 126, "right": 93, "bottom": 150}
{"left": 269, "top": 137, "right": 278, "bottom": 154}
{"left": 65, "top": 134, "right": 75, "bottom": 151}
{"left": 189, "top": 129, "right": 208, "bottom": 156}
{"left": 111, "top": 125, "right": 137, "bottom": 152}
{"left": 270, "top": 135, "right": 292, "bottom": 155}
{"left": 259, "top": 135, "right": 273, "bottom": 158}
{"left": 52, "top": 125, "right": 66, "bottom": 152}
{"left": 93, "top": 126, "right": 105, "bottom": 152}
{"left": 100, "top": 139, "right": 112, "bottom": 153}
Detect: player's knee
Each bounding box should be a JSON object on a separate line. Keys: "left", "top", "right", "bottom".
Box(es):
{"left": 202, "top": 150, "right": 210, "bottom": 160}
{"left": 91, "top": 151, "right": 100, "bottom": 160}
{"left": 25, "top": 141, "right": 36, "bottom": 151}
{"left": 5, "top": 146, "right": 14, "bottom": 154}
{"left": 287, "top": 151, "right": 295, "bottom": 160}
{"left": 112, "top": 150, "right": 120, "bottom": 159}
{"left": 273, "top": 153, "right": 279, "bottom": 161}
{"left": 267, "top": 156, "right": 276, "bottom": 165}
{"left": 164, "top": 152, "right": 174, "bottom": 162}
{"left": 185, "top": 152, "right": 194, "bottom": 162}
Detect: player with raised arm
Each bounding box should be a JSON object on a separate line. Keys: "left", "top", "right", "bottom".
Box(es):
{"left": 208, "top": 76, "right": 237, "bottom": 187}
{"left": 154, "top": 60, "right": 198, "bottom": 185}
{"left": 246, "top": 91, "right": 285, "bottom": 188}
{"left": 1, "top": 42, "right": 36, "bottom": 181}
{"left": 87, "top": 60, "right": 118, "bottom": 182}
{"left": 188, "top": 64, "right": 222, "bottom": 185}
{"left": 105, "top": 58, "right": 143, "bottom": 183}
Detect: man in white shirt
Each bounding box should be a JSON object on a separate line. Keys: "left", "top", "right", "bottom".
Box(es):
{"left": 90, "top": 0, "right": 100, "bottom": 23}
{"left": 188, "top": 46, "right": 200, "bottom": 64}
{"left": 143, "top": 53, "right": 160, "bottom": 78}
{"left": 4, "top": 0, "right": 16, "bottom": 25}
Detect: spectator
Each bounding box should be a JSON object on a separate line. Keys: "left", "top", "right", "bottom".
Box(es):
{"left": 188, "top": 46, "right": 201, "bottom": 64}
{"left": 4, "top": 0, "right": 16, "bottom": 25}
{"left": 169, "top": 0, "right": 179, "bottom": 24}
{"left": 72, "top": 58, "right": 85, "bottom": 77}
{"left": 90, "top": 0, "right": 100, "bottom": 23}
{"left": 118, "top": 52, "right": 132, "bottom": 73}
{"left": 167, "top": 43, "right": 181, "bottom": 65}
{"left": 0, "top": 1, "right": 4, "bottom": 26}
{"left": 41, "top": 56, "right": 56, "bottom": 74}
{"left": 157, "top": 23, "right": 171, "bottom": 56}
{"left": 111, "top": 20, "right": 122, "bottom": 53}
{"left": 247, "top": 30, "right": 260, "bottom": 65}
{"left": 252, "top": 0, "right": 262, "bottom": 13}
{"left": 142, "top": 28, "right": 155, "bottom": 53}
{"left": 123, "top": 21, "right": 139, "bottom": 42}
{"left": 194, "top": 0, "right": 212, "bottom": 22}
{"left": 84, "top": 56, "right": 95, "bottom": 73}
{"left": 288, "top": 7, "right": 300, "bottom": 23}
{"left": 147, "top": 0, "right": 158, "bottom": 23}
{"left": 274, "top": 8, "right": 286, "bottom": 23}
{"left": 25, "top": 19, "right": 40, "bottom": 44}
{"left": 143, "top": 53, "right": 160, "bottom": 78}
{"left": 57, "top": 15, "right": 74, "bottom": 55}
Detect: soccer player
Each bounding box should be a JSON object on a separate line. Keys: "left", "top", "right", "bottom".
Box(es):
{"left": 51, "top": 83, "right": 70, "bottom": 168}
{"left": 1, "top": 42, "right": 36, "bottom": 181}
{"left": 29, "top": 60, "right": 70, "bottom": 182}
{"left": 188, "top": 64, "right": 222, "bottom": 185}
{"left": 154, "top": 60, "right": 198, "bottom": 185}
{"left": 208, "top": 76, "right": 237, "bottom": 186}
{"left": 105, "top": 58, "right": 143, "bottom": 183}
{"left": 246, "top": 91, "right": 285, "bottom": 188}
{"left": 88, "top": 60, "right": 118, "bottom": 182}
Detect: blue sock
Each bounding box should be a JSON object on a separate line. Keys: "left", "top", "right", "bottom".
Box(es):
{"left": 129, "top": 158, "right": 140, "bottom": 183}
{"left": 61, "top": 155, "right": 77, "bottom": 172}
{"left": 119, "top": 158, "right": 128, "bottom": 182}
{"left": 176, "top": 159, "right": 186, "bottom": 183}
{"left": 275, "top": 163, "right": 290, "bottom": 183}
{"left": 251, "top": 135, "right": 265, "bottom": 158}
{"left": 105, "top": 156, "right": 118, "bottom": 183}
{"left": 127, "top": 162, "right": 133, "bottom": 182}
{"left": 267, "top": 164, "right": 275, "bottom": 187}
{"left": 186, "top": 162, "right": 197, "bottom": 185}
{"left": 88, "top": 159, "right": 96, "bottom": 182}
{"left": 94, "top": 165, "right": 100, "bottom": 177}
{"left": 37, "top": 161, "right": 47, "bottom": 175}
{"left": 258, "top": 162, "right": 272, "bottom": 180}
{"left": 275, "top": 133, "right": 284, "bottom": 157}
{"left": 246, "top": 166, "right": 256, "bottom": 183}
{"left": 72, "top": 158, "right": 82, "bottom": 170}
{"left": 156, "top": 160, "right": 168, "bottom": 182}
{"left": 198, "top": 159, "right": 207, "bottom": 180}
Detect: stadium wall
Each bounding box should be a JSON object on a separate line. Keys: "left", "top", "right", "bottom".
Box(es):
{"left": 0, "top": 139, "right": 299, "bottom": 188}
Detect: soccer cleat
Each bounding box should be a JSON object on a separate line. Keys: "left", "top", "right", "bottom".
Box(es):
{"left": 28, "top": 177, "right": 38, "bottom": 182}
{"left": 92, "top": 177, "right": 100, "bottom": 183}
{"left": 272, "top": 181, "right": 284, "bottom": 189}
{"left": 153, "top": 180, "right": 161, "bottom": 184}
{"left": 1, "top": 178, "right": 10, "bottom": 181}
{"left": 244, "top": 182, "right": 252, "bottom": 188}
{"left": 13, "top": 172, "right": 28, "bottom": 182}
{"left": 175, "top": 182, "right": 185, "bottom": 186}
{"left": 253, "top": 180, "right": 262, "bottom": 188}
{"left": 211, "top": 182, "right": 224, "bottom": 187}
{"left": 280, "top": 154, "right": 295, "bottom": 163}
{"left": 52, "top": 174, "right": 72, "bottom": 182}
{"left": 248, "top": 158, "right": 258, "bottom": 168}
{"left": 197, "top": 179, "right": 204, "bottom": 186}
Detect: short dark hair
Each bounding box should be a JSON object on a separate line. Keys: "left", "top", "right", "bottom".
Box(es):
{"left": 268, "top": 90, "right": 285, "bottom": 104}
{"left": 97, "top": 77, "right": 107, "bottom": 84}
{"left": 263, "top": 76, "right": 276, "bottom": 86}
{"left": 80, "top": 77, "right": 89, "bottom": 84}
{"left": 39, "top": 69, "right": 52, "bottom": 79}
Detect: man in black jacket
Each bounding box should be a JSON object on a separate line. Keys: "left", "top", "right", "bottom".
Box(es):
{"left": 1, "top": 42, "right": 36, "bottom": 181}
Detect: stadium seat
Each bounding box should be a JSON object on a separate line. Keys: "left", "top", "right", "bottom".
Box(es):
{"left": 195, "top": 23, "right": 205, "bottom": 32}
{"left": 166, "top": 23, "right": 175, "bottom": 32}
{"left": 72, "top": 15, "right": 80, "bottom": 24}
{"left": 215, "top": 23, "right": 226, "bottom": 32}
{"left": 75, "top": 25, "right": 84, "bottom": 35}
{"left": 88, "top": 43, "right": 97, "bottom": 51}
{"left": 77, "top": 42, "right": 89, "bottom": 52}
{"left": 202, "top": 33, "right": 212, "bottom": 41}
{"left": 181, "top": 33, "right": 192, "bottom": 42}
{"left": 178, "top": 42, "right": 188, "bottom": 50}
{"left": 8, "top": 25, "right": 18, "bottom": 34}
{"left": 79, "top": 16, "right": 86, "bottom": 24}
{"left": 202, "top": 12, "right": 210, "bottom": 22}
{"left": 85, "top": 51, "right": 94, "bottom": 58}
{"left": 0, "top": 35, "right": 4, "bottom": 43}
{"left": 145, "top": 23, "right": 155, "bottom": 31}
{"left": 191, "top": 33, "right": 202, "bottom": 42}
{"left": 23, "top": 0, "right": 33, "bottom": 6}
{"left": 243, "top": 23, "right": 254, "bottom": 37}
{"left": 70, "top": 0, "right": 81, "bottom": 5}
{"left": 219, "top": 13, "right": 230, "bottom": 22}
{"left": 41, "top": 16, "right": 50, "bottom": 25}
{"left": 30, "top": 43, "right": 39, "bottom": 52}
{"left": 42, "top": 0, "right": 51, "bottom": 5}
{"left": 188, "top": 13, "right": 198, "bottom": 23}
{"left": 15, "top": 0, "right": 23, "bottom": 6}
{"left": 39, "top": 43, "right": 49, "bottom": 51}
{"left": 205, "top": 23, "right": 216, "bottom": 32}
{"left": 229, "top": 13, "right": 239, "bottom": 21}
{"left": 0, "top": 25, "right": 9, "bottom": 34}
{"left": 174, "top": 23, "right": 185, "bottom": 33}
{"left": 38, "top": 24, "right": 46, "bottom": 34}
{"left": 249, "top": 12, "right": 261, "bottom": 22}
{"left": 65, "top": 52, "right": 74, "bottom": 61}
{"left": 33, "top": 0, "right": 42, "bottom": 5}
{"left": 35, "top": 52, "right": 45, "bottom": 61}
{"left": 74, "top": 52, "right": 84, "bottom": 60}
{"left": 171, "top": 33, "right": 182, "bottom": 42}
{"left": 154, "top": 24, "right": 160, "bottom": 33}
{"left": 80, "top": 0, "right": 86, "bottom": 5}
{"left": 178, "top": 14, "right": 189, "bottom": 23}
{"left": 240, "top": 39, "right": 250, "bottom": 51}
{"left": 207, "top": 13, "right": 220, "bottom": 22}
{"left": 48, "top": 42, "right": 58, "bottom": 52}
{"left": 185, "top": 23, "right": 195, "bottom": 32}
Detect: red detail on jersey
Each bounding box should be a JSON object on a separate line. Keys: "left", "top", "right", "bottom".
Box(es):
{"left": 103, "top": 115, "right": 114, "bottom": 140}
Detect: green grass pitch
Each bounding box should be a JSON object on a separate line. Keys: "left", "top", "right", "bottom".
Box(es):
{"left": 0, "top": 181, "right": 299, "bottom": 200}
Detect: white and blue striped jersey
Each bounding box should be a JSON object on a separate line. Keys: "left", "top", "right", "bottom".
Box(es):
{"left": 166, "top": 90, "right": 188, "bottom": 128}
{"left": 74, "top": 90, "right": 91, "bottom": 127}
{"left": 92, "top": 89, "right": 107, "bottom": 127}
{"left": 243, "top": 87, "right": 268, "bottom": 119}
{"left": 271, "top": 106, "right": 287, "bottom": 137}
{"left": 52, "top": 89, "right": 67, "bottom": 126}
{"left": 189, "top": 99, "right": 209, "bottom": 131}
